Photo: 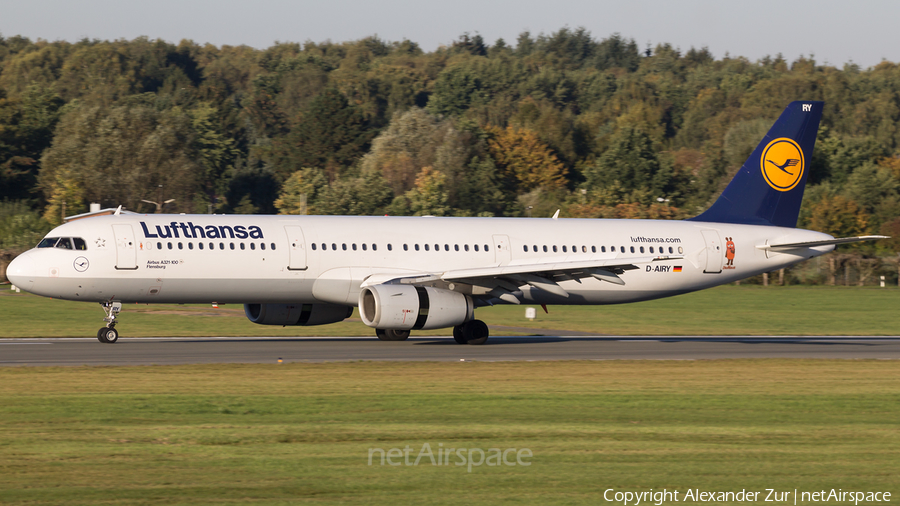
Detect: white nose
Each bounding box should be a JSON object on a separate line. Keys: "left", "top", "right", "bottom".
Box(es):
{"left": 7, "top": 253, "right": 35, "bottom": 292}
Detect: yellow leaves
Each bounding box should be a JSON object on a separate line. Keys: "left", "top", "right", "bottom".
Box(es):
{"left": 42, "top": 178, "right": 85, "bottom": 225}
{"left": 486, "top": 126, "right": 567, "bottom": 191}
{"left": 808, "top": 195, "right": 869, "bottom": 239}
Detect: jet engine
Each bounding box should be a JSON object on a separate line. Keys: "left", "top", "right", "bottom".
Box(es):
{"left": 244, "top": 303, "right": 353, "bottom": 326}
{"left": 359, "top": 284, "right": 474, "bottom": 330}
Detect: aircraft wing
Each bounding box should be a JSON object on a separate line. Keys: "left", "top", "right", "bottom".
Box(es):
{"left": 361, "top": 256, "right": 683, "bottom": 303}
{"left": 757, "top": 235, "right": 889, "bottom": 250}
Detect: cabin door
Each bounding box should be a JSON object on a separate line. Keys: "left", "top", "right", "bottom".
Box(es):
{"left": 285, "top": 226, "right": 308, "bottom": 271}
{"left": 112, "top": 224, "right": 138, "bottom": 270}
{"left": 492, "top": 234, "right": 511, "bottom": 265}
{"left": 701, "top": 229, "right": 723, "bottom": 274}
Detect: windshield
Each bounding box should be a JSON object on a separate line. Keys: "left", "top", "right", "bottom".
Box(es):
{"left": 36, "top": 237, "right": 88, "bottom": 250}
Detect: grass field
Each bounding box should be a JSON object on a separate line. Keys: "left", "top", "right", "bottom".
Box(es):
{"left": 2, "top": 285, "right": 899, "bottom": 338}
{"left": 0, "top": 360, "right": 897, "bottom": 505}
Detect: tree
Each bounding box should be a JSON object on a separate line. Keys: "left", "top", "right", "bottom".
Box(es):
{"left": 39, "top": 100, "right": 203, "bottom": 223}
{"left": 267, "top": 88, "right": 373, "bottom": 179}
{"left": 486, "top": 126, "right": 568, "bottom": 191}
{"left": 274, "top": 168, "right": 327, "bottom": 215}
{"left": 583, "top": 126, "right": 672, "bottom": 199}
{"left": 405, "top": 166, "right": 450, "bottom": 216}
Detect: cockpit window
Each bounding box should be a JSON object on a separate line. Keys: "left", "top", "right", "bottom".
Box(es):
{"left": 36, "top": 237, "right": 87, "bottom": 250}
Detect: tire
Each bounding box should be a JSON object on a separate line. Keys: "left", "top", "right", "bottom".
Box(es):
{"left": 100, "top": 327, "right": 119, "bottom": 344}
{"left": 462, "top": 320, "right": 489, "bottom": 345}
{"left": 452, "top": 325, "right": 467, "bottom": 344}
{"left": 376, "top": 329, "right": 410, "bottom": 341}
{"left": 97, "top": 328, "right": 108, "bottom": 343}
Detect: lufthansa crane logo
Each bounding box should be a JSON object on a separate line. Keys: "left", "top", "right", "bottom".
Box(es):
{"left": 760, "top": 137, "right": 804, "bottom": 191}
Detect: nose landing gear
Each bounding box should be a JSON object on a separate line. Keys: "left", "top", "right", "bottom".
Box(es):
{"left": 97, "top": 301, "right": 122, "bottom": 344}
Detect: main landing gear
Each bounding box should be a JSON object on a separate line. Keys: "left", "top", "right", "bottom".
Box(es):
{"left": 375, "top": 329, "right": 411, "bottom": 341}
{"left": 97, "top": 301, "right": 122, "bottom": 344}
{"left": 453, "top": 320, "right": 489, "bottom": 345}
{"left": 374, "top": 320, "right": 490, "bottom": 345}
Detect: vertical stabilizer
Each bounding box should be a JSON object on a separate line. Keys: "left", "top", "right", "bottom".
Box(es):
{"left": 689, "top": 101, "right": 823, "bottom": 227}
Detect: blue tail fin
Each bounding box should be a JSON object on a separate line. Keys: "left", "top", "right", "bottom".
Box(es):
{"left": 689, "top": 101, "right": 824, "bottom": 228}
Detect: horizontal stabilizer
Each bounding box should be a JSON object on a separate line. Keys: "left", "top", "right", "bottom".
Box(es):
{"left": 757, "top": 235, "right": 889, "bottom": 250}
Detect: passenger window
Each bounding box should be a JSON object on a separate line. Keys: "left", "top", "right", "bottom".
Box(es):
{"left": 362, "top": 244, "right": 367, "bottom": 251}
{"left": 168, "top": 242, "right": 173, "bottom": 250}
{"left": 444, "top": 244, "right": 449, "bottom": 251}
{"left": 157, "top": 242, "right": 162, "bottom": 250}
{"left": 630, "top": 246, "right": 635, "bottom": 253}
{"left": 332, "top": 243, "right": 337, "bottom": 251}
{"left": 322, "top": 243, "right": 327, "bottom": 250}
{"left": 199, "top": 243, "right": 204, "bottom": 250}
{"left": 424, "top": 244, "right": 430, "bottom": 251}
{"left": 582, "top": 246, "right": 586, "bottom": 253}
{"left": 271, "top": 243, "right": 276, "bottom": 250}
{"left": 523, "top": 245, "right": 528, "bottom": 252}
{"left": 312, "top": 243, "right": 317, "bottom": 250}
{"left": 640, "top": 246, "right": 644, "bottom": 253}
{"left": 178, "top": 242, "right": 183, "bottom": 250}
{"left": 435, "top": 244, "right": 439, "bottom": 251}
{"left": 649, "top": 247, "right": 654, "bottom": 253}
{"left": 261, "top": 243, "right": 266, "bottom": 251}
{"left": 455, "top": 244, "right": 459, "bottom": 251}
{"left": 464, "top": 244, "right": 469, "bottom": 251}
{"left": 342, "top": 244, "right": 347, "bottom": 251}
{"left": 250, "top": 243, "right": 256, "bottom": 250}
{"left": 562, "top": 246, "right": 567, "bottom": 253}
{"left": 484, "top": 245, "right": 489, "bottom": 251}
{"left": 678, "top": 247, "right": 684, "bottom": 254}
{"left": 241, "top": 243, "right": 246, "bottom": 250}
{"left": 669, "top": 247, "right": 674, "bottom": 254}
{"left": 592, "top": 246, "right": 596, "bottom": 253}
{"left": 415, "top": 244, "right": 420, "bottom": 251}
{"left": 230, "top": 243, "right": 235, "bottom": 250}
{"left": 209, "top": 242, "right": 214, "bottom": 250}
{"left": 403, "top": 244, "right": 408, "bottom": 251}
{"left": 217, "top": 243, "right": 223, "bottom": 250}
{"left": 620, "top": 246, "right": 625, "bottom": 253}
{"left": 73, "top": 238, "right": 87, "bottom": 250}
{"left": 352, "top": 244, "right": 357, "bottom": 251}
{"left": 474, "top": 244, "right": 479, "bottom": 252}
{"left": 533, "top": 245, "right": 537, "bottom": 252}
{"left": 552, "top": 246, "right": 557, "bottom": 253}
{"left": 601, "top": 246, "right": 605, "bottom": 253}
{"left": 388, "top": 244, "right": 393, "bottom": 251}
{"left": 188, "top": 242, "right": 194, "bottom": 250}
{"left": 372, "top": 244, "right": 377, "bottom": 251}
{"left": 543, "top": 245, "right": 547, "bottom": 252}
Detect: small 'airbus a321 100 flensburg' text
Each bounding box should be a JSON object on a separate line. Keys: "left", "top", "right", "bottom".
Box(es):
{"left": 6, "top": 101, "right": 887, "bottom": 345}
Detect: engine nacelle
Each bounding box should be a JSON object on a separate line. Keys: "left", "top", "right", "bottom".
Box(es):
{"left": 359, "top": 284, "right": 474, "bottom": 330}
{"left": 244, "top": 303, "right": 352, "bottom": 326}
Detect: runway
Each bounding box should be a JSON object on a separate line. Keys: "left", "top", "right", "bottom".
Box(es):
{"left": 2, "top": 335, "right": 900, "bottom": 366}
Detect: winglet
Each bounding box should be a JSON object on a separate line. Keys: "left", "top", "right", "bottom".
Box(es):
{"left": 114, "top": 205, "right": 122, "bottom": 216}
{"left": 551, "top": 209, "right": 560, "bottom": 220}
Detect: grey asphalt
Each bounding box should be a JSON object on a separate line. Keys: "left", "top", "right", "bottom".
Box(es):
{"left": 2, "top": 335, "right": 900, "bottom": 366}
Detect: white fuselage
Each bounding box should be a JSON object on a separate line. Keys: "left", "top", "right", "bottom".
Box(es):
{"left": 9, "top": 214, "right": 834, "bottom": 307}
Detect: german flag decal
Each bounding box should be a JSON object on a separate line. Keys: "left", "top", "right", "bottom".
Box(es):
{"left": 673, "top": 266, "right": 683, "bottom": 273}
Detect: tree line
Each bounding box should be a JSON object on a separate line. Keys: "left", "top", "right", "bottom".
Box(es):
{"left": 0, "top": 29, "right": 898, "bottom": 284}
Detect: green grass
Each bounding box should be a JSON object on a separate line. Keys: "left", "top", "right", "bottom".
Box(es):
{"left": 0, "top": 361, "right": 897, "bottom": 504}
{"left": 1, "top": 285, "right": 899, "bottom": 337}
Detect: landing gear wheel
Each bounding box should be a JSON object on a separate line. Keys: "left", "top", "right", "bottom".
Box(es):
{"left": 452, "top": 325, "right": 467, "bottom": 344}
{"left": 462, "top": 320, "right": 489, "bottom": 345}
{"left": 375, "top": 329, "right": 410, "bottom": 341}
{"left": 98, "top": 327, "right": 118, "bottom": 344}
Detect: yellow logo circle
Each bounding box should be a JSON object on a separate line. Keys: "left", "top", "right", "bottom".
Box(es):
{"left": 760, "top": 138, "right": 804, "bottom": 191}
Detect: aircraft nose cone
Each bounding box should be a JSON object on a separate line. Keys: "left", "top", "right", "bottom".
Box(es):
{"left": 7, "top": 253, "right": 35, "bottom": 292}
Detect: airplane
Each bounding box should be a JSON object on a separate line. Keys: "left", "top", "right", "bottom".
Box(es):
{"left": 5, "top": 101, "right": 887, "bottom": 345}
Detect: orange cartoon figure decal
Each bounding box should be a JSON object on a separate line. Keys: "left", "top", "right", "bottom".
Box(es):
{"left": 724, "top": 236, "right": 736, "bottom": 268}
